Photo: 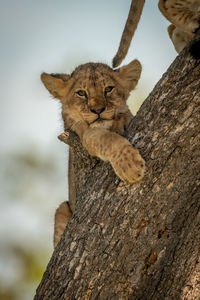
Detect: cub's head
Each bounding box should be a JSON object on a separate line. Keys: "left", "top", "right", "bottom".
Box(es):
{"left": 41, "top": 60, "right": 141, "bottom": 132}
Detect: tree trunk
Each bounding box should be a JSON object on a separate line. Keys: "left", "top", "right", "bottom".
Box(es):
{"left": 34, "top": 43, "right": 200, "bottom": 299}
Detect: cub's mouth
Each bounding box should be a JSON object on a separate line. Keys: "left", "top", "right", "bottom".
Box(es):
{"left": 83, "top": 109, "right": 115, "bottom": 128}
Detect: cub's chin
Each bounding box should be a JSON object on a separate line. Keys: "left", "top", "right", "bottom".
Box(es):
{"left": 89, "top": 119, "right": 113, "bottom": 130}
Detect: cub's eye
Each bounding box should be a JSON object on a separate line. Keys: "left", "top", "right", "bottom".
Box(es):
{"left": 104, "top": 86, "right": 114, "bottom": 95}
{"left": 76, "top": 90, "right": 87, "bottom": 98}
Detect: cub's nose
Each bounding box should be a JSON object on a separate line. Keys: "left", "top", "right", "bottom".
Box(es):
{"left": 90, "top": 107, "right": 105, "bottom": 115}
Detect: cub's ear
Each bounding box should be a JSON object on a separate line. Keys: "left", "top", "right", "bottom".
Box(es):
{"left": 116, "top": 59, "right": 142, "bottom": 91}
{"left": 41, "top": 73, "right": 70, "bottom": 99}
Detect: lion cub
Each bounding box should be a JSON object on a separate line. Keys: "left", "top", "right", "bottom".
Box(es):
{"left": 41, "top": 60, "right": 145, "bottom": 247}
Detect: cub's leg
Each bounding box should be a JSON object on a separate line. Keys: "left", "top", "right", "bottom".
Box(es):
{"left": 168, "top": 24, "right": 193, "bottom": 52}
{"left": 54, "top": 201, "right": 72, "bottom": 248}
{"left": 82, "top": 128, "right": 145, "bottom": 183}
{"left": 159, "top": 0, "right": 200, "bottom": 34}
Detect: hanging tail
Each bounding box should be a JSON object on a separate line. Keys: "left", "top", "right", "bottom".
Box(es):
{"left": 112, "top": 0, "right": 145, "bottom": 68}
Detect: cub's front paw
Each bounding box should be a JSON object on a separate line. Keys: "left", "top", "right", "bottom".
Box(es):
{"left": 111, "top": 145, "right": 145, "bottom": 183}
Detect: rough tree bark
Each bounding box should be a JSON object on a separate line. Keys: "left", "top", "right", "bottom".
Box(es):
{"left": 34, "top": 42, "right": 200, "bottom": 299}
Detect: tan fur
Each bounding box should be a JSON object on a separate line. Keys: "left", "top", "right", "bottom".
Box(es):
{"left": 168, "top": 24, "right": 193, "bottom": 53}
{"left": 113, "top": 0, "right": 200, "bottom": 67}
{"left": 112, "top": 0, "right": 145, "bottom": 68}
{"left": 41, "top": 60, "right": 145, "bottom": 247}
{"left": 54, "top": 201, "right": 72, "bottom": 248}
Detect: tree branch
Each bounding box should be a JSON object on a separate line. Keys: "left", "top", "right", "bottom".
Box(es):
{"left": 58, "top": 131, "right": 79, "bottom": 148}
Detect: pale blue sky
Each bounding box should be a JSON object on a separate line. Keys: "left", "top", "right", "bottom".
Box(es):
{"left": 0, "top": 0, "right": 177, "bottom": 152}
